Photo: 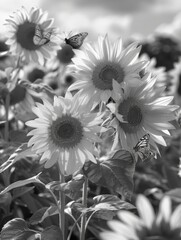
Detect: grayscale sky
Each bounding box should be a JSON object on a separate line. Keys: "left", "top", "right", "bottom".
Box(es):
{"left": 0, "top": 0, "right": 181, "bottom": 41}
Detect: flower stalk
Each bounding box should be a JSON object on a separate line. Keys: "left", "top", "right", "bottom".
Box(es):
{"left": 4, "top": 93, "right": 10, "bottom": 141}
{"left": 58, "top": 160, "right": 65, "bottom": 240}
{"left": 80, "top": 177, "right": 88, "bottom": 240}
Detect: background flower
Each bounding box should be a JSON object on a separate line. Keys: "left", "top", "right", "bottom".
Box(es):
{"left": 100, "top": 195, "right": 181, "bottom": 240}
{"left": 168, "top": 59, "right": 181, "bottom": 106}
{"left": 139, "top": 53, "right": 168, "bottom": 91}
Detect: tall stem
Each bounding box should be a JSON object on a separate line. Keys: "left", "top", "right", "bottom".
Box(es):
{"left": 80, "top": 177, "right": 88, "bottom": 240}
{"left": 58, "top": 161, "right": 65, "bottom": 240}
{"left": 4, "top": 93, "right": 10, "bottom": 141}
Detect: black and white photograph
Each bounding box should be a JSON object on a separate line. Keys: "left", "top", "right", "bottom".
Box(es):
{"left": 1, "top": 1, "right": 181, "bottom": 239}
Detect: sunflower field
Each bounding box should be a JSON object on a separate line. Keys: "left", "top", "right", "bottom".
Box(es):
{"left": 1, "top": 4, "right": 181, "bottom": 240}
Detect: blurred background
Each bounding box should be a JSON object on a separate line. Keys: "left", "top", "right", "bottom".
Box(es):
{"left": 1, "top": 0, "right": 181, "bottom": 41}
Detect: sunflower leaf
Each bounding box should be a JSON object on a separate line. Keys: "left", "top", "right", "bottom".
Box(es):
{"left": 0, "top": 173, "right": 42, "bottom": 195}
{"left": 83, "top": 150, "right": 135, "bottom": 200}
{"left": 165, "top": 188, "right": 181, "bottom": 203}
{"left": 40, "top": 226, "right": 63, "bottom": 240}
{"left": 29, "top": 205, "right": 59, "bottom": 225}
{"left": 0, "top": 143, "right": 35, "bottom": 173}
{"left": 47, "top": 174, "right": 85, "bottom": 200}
{"left": 12, "top": 186, "right": 35, "bottom": 200}
{"left": 0, "top": 218, "right": 38, "bottom": 240}
{"left": 89, "top": 194, "right": 136, "bottom": 220}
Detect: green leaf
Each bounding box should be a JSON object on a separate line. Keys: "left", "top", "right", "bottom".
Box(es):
{"left": 41, "top": 226, "right": 63, "bottom": 240}
{"left": 0, "top": 192, "right": 12, "bottom": 214}
{"left": 48, "top": 174, "right": 85, "bottom": 200}
{"left": 12, "top": 186, "right": 35, "bottom": 200}
{"left": 9, "top": 130, "right": 29, "bottom": 143}
{"left": 90, "top": 194, "right": 136, "bottom": 220}
{"left": 165, "top": 188, "right": 181, "bottom": 203}
{"left": 0, "top": 192, "right": 12, "bottom": 206}
{"left": 93, "top": 194, "right": 136, "bottom": 209}
{"left": 83, "top": 150, "right": 135, "bottom": 200}
{"left": 144, "top": 188, "right": 163, "bottom": 200}
{"left": 19, "top": 79, "right": 55, "bottom": 100}
{"left": 0, "top": 143, "right": 35, "bottom": 173}
{"left": 0, "top": 218, "right": 37, "bottom": 240}
{"left": 29, "top": 205, "right": 59, "bottom": 225}
{"left": 0, "top": 140, "right": 20, "bottom": 166}
{"left": 0, "top": 173, "right": 42, "bottom": 195}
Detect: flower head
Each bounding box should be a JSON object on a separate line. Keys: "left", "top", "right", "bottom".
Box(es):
{"left": 5, "top": 7, "right": 60, "bottom": 64}
{"left": 139, "top": 53, "right": 167, "bottom": 91}
{"left": 100, "top": 195, "right": 181, "bottom": 240}
{"left": 168, "top": 59, "right": 181, "bottom": 105}
{"left": 26, "top": 92, "right": 103, "bottom": 175}
{"left": 56, "top": 44, "right": 75, "bottom": 65}
{"left": 140, "top": 35, "right": 181, "bottom": 71}
{"left": 107, "top": 78, "right": 178, "bottom": 150}
{"left": 68, "top": 35, "right": 147, "bottom": 109}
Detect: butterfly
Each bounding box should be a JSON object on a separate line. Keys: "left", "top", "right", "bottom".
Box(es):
{"left": 33, "top": 25, "right": 52, "bottom": 46}
{"left": 65, "top": 32, "right": 88, "bottom": 49}
{"left": 133, "top": 133, "right": 155, "bottom": 161}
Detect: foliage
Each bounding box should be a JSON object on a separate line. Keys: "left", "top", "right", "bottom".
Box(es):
{"left": 0, "top": 5, "right": 181, "bottom": 240}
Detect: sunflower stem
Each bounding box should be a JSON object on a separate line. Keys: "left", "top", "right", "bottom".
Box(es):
{"left": 80, "top": 177, "right": 88, "bottom": 240}
{"left": 4, "top": 93, "right": 10, "bottom": 141}
{"left": 99, "top": 101, "right": 105, "bottom": 113}
{"left": 58, "top": 162, "right": 65, "bottom": 240}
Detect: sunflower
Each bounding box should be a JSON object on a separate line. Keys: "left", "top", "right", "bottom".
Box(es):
{"left": 5, "top": 7, "right": 60, "bottom": 65}
{"left": 23, "top": 63, "right": 46, "bottom": 83}
{"left": 139, "top": 53, "right": 167, "bottom": 91}
{"left": 11, "top": 84, "right": 37, "bottom": 122}
{"left": 68, "top": 35, "right": 147, "bottom": 109}
{"left": 49, "top": 30, "right": 87, "bottom": 69}
{"left": 5, "top": 66, "right": 53, "bottom": 122}
{"left": 168, "top": 59, "right": 181, "bottom": 106}
{"left": 107, "top": 78, "right": 178, "bottom": 151}
{"left": 26, "top": 92, "right": 104, "bottom": 175}
{"left": 100, "top": 195, "right": 181, "bottom": 240}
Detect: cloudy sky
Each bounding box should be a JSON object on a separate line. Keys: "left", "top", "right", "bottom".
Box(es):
{"left": 0, "top": 0, "right": 181, "bottom": 41}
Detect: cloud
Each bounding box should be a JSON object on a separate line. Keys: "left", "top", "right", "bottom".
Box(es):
{"left": 53, "top": 9, "right": 132, "bottom": 41}
{"left": 73, "top": 0, "right": 156, "bottom": 13}
{"left": 90, "top": 15, "right": 132, "bottom": 39}
{"left": 155, "top": 12, "right": 181, "bottom": 40}
{"left": 152, "top": 0, "right": 181, "bottom": 13}
{"left": 0, "top": 0, "right": 42, "bottom": 33}
{"left": 43, "top": 0, "right": 133, "bottom": 40}
{"left": 43, "top": 0, "right": 156, "bottom": 14}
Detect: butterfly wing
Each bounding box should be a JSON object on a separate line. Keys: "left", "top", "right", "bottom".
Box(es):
{"left": 65, "top": 32, "right": 88, "bottom": 49}
{"left": 33, "top": 25, "right": 51, "bottom": 46}
{"left": 33, "top": 25, "right": 43, "bottom": 45}
{"left": 41, "top": 31, "right": 52, "bottom": 45}
{"left": 133, "top": 134, "right": 150, "bottom": 152}
{"left": 133, "top": 134, "right": 154, "bottom": 161}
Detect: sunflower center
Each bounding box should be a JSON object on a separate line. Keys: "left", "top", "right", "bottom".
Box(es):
{"left": 50, "top": 115, "right": 83, "bottom": 149}
{"left": 57, "top": 44, "right": 75, "bottom": 64}
{"left": 10, "top": 85, "right": 26, "bottom": 105}
{"left": 100, "top": 66, "right": 118, "bottom": 83}
{"left": 16, "top": 21, "right": 40, "bottom": 50}
{"left": 27, "top": 68, "right": 45, "bottom": 83}
{"left": 177, "top": 74, "right": 181, "bottom": 96}
{"left": 92, "top": 61, "right": 124, "bottom": 90}
{"left": 118, "top": 97, "right": 143, "bottom": 133}
{"left": 58, "top": 122, "right": 74, "bottom": 139}
{"left": 144, "top": 236, "right": 172, "bottom": 240}
{"left": 127, "top": 106, "right": 142, "bottom": 126}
